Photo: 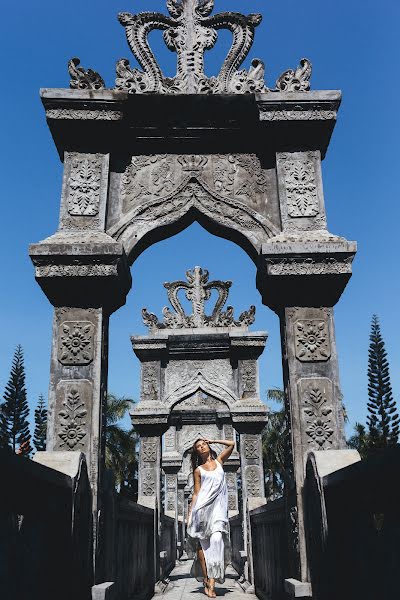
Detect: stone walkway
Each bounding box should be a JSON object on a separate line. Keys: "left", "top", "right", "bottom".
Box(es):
{"left": 158, "top": 561, "right": 256, "bottom": 599}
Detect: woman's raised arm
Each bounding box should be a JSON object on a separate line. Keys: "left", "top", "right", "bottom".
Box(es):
{"left": 206, "top": 439, "right": 235, "bottom": 464}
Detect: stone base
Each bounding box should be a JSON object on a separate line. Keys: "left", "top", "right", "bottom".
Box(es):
{"left": 92, "top": 582, "right": 116, "bottom": 600}
{"left": 284, "top": 578, "right": 312, "bottom": 598}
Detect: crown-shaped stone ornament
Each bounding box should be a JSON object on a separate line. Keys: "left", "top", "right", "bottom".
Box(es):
{"left": 67, "top": 1, "right": 312, "bottom": 95}
{"left": 142, "top": 267, "right": 256, "bottom": 330}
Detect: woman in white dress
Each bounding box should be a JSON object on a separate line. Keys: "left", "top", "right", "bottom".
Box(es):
{"left": 187, "top": 438, "right": 234, "bottom": 597}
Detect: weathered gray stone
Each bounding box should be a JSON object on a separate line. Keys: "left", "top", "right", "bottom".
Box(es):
{"left": 284, "top": 578, "right": 312, "bottom": 597}
{"left": 91, "top": 582, "right": 116, "bottom": 600}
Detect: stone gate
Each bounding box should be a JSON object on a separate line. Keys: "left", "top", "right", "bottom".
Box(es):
{"left": 131, "top": 266, "right": 267, "bottom": 564}
{"left": 29, "top": 0, "right": 356, "bottom": 591}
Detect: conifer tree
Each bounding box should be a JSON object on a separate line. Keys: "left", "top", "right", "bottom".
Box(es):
{"left": 1, "top": 345, "right": 31, "bottom": 452}
{"left": 33, "top": 394, "right": 47, "bottom": 451}
{"left": 366, "top": 315, "right": 400, "bottom": 449}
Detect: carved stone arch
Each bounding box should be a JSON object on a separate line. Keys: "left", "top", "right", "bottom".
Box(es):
{"left": 165, "top": 371, "right": 238, "bottom": 409}
{"left": 107, "top": 178, "right": 279, "bottom": 265}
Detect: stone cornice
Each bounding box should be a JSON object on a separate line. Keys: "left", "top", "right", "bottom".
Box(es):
{"left": 40, "top": 88, "right": 341, "bottom": 158}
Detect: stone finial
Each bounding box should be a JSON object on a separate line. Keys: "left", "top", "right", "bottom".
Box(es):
{"left": 116, "top": 0, "right": 267, "bottom": 94}
{"left": 142, "top": 266, "right": 256, "bottom": 330}
{"left": 275, "top": 58, "right": 312, "bottom": 92}
{"left": 68, "top": 58, "right": 105, "bottom": 91}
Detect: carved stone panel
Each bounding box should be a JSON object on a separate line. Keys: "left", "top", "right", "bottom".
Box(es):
{"left": 54, "top": 379, "right": 92, "bottom": 453}
{"left": 276, "top": 151, "right": 326, "bottom": 231}
{"left": 245, "top": 465, "right": 262, "bottom": 497}
{"left": 295, "top": 319, "right": 331, "bottom": 362}
{"left": 119, "top": 154, "right": 270, "bottom": 215}
{"left": 67, "top": 154, "right": 102, "bottom": 216}
{"left": 60, "top": 152, "right": 109, "bottom": 231}
{"left": 141, "top": 362, "right": 160, "bottom": 402}
{"left": 240, "top": 361, "right": 257, "bottom": 397}
{"left": 57, "top": 321, "right": 95, "bottom": 365}
{"left": 244, "top": 434, "right": 260, "bottom": 459}
{"left": 298, "top": 378, "right": 334, "bottom": 450}
{"left": 165, "top": 429, "right": 176, "bottom": 451}
{"left": 142, "top": 440, "right": 157, "bottom": 462}
{"left": 141, "top": 469, "right": 156, "bottom": 496}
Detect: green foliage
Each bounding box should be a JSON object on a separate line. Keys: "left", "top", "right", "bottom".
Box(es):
{"left": 347, "top": 422, "right": 370, "bottom": 459}
{"left": 366, "top": 315, "right": 400, "bottom": 450}
{"left": 262, "top": 388, "right": 290, "bottom": 499}
{"left": 33, "top": 394, "right": 47, "bottom": 451}
{"left": 105, "top": 393, "right": 138, "bottom": 494}
{"left": 0, "top": 346, "right": 31, "bottom": 453}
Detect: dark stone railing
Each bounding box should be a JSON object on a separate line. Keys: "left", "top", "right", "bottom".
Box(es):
{"left": 306, "top": 447, "right": 400, "bottom": 600}
{"left": 229, "top": 513, "right": 245, "bottom": 576}
{"left": 160, "top": 513, "right": 176, "bottom": 578}
{"left": 0, "top": 449, "right": 92, "bottom": 600}
{"left": 249, "top": 498, "right": 288, "bottom": 600}
{"left": 104, "top": 494, "right": 155, "bottom": 600}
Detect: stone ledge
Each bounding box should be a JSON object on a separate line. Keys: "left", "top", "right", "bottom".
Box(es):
{"left": 92, "top": 582, "right": 116, "bottom": 600}
{"left": 284, "top": 578, "right": 312, "bottom": 598}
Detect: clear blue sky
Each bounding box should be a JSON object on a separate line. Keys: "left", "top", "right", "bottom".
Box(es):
{"left": 1, "top": 0, "right": 399, "bottom": 436}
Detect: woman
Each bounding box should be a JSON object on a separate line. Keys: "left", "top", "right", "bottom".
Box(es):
{"left": 187, "top": 438, "right": 234, "bottom": 597}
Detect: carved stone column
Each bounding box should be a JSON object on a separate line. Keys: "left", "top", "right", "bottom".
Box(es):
{"left": 29, "top": 151, "right": 132, "bottom": 581}
{"left": 256, "top": 150, "right": 357, "bottom": 586}
{"left": 139, "top": 435, "right": 162, "bottom": 510}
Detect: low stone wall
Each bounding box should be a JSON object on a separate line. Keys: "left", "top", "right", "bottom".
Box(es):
{"left": 229, "top": 513, "right": 245, "bottom": 576}
{"left": 306, "top": 447, "right": 400, "bottom": 600}
{"left": 249, "top": 497, "right": 287, "bottom": 600}
{"left": 0, "top": 449, "right": 92, "bottom": 600}
{"left": 113, "top": 498, "right": 155, "bottom": 600}
{"left": 160, "top": 513, "right": 176, "bottom": 578}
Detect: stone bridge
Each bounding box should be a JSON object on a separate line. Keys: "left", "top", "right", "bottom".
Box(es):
{"left": 4, "top": 2, "right": 397, "bottom": 600}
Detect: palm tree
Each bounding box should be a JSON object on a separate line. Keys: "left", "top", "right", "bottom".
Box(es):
{"left": 262, "top": 388, "right": 289, "bottom": 499}
{"left": 105, "top": 393, "right": 138, "bottom": 493}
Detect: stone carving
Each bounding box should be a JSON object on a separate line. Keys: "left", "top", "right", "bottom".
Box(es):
{"left": 228, "top": 495, "right": 237, "bottom": 511}
{"left": 268, "top": 258, "right": 353, "bottom": 276}
{"left": 117, "top": 0, "right": 267, "bottom": 94}
{"left": 142, "top": 363, "right": 159, "bottom": 401}
{"left": 36, "top": 264, "right": 117, "bottom": 277}
{"left": 259, "top": 108, "right": 336, "bottom": 122}
{"left": 224, "top": 424, "right": 234, "bottom": 441}
{"left": 282, "top": 158, "right": 318, "bottom": 218}
{"left": 299, "top": 378, "right": 334, "bottom": 449}
{"left": 120, "top": 154, "right": 268, "bottom": 208}
{"left": 276, "top": 58, "right": 312, "bottom": 92}
{"left": 46, "top": 109, "right": 123, "bottom": 121}
{"left": 166, "top": 474, "right": 176, "bottom": 489}
{"left": 57, "top": 388, "right": 87, "bottom": 449}
{"left": 112, "top": 178, "right": 277, "bottom": 255}
{"left": 241, "top": 362, "right": 257, "bottom": 395}
{"left": 165, "top": 430, "right": 176, "bottom": 449}
{"left": 142, "top": 470, "right": 156, "bottom": 496}
{"left": 173, "top": 391, "right": 227, "bottom": 411}
{"left": 58, "top": 321, "right": 94, "bottom": 365}
{"left": 68, "top": 57, "right": 105, "bottom": 90}
{"left": 143, "top": 266, "right": 255, "bottom": 330}
{"left": 142, "top": 440, "right": 157, "bottom": 462}
{"left": 244, "top": 435, "right": 259, "bottom": 459}
{"left": 167, "top": 495, "right": 176, "bottom": 511}
{"left": 295, "top": 319, "right": 330, "bottom": 362}
{"left": 245, "top": 466, "right": 261, "bottom": 496}
{"left": 61, "top": 217, "right": 102, "bottom": 231}
{"left": 67, "top": 155, "right": 102, "bottom": 216}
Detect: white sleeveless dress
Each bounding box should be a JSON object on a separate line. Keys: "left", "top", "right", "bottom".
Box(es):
{"left": 187, "top": 460, "right": 231, "bottom": 583}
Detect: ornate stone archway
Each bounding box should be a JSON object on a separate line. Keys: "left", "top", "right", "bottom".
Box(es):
{"left": 29, "top": 0, "right": 357, "bottom": 587}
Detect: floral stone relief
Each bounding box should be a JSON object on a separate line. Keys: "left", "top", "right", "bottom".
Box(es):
{"left": 295, "top": 319, "right": 331, "bottom": 362}
{"left": 298, "top": 378, "right": 335, "bottom": 450}
{"left": 67, "top": 154, "right": 102, "bottom": 216}
{"left": 58, "top": 321, "right": 95, "bottom": 365}
{"left": 56, "top": 386, "right": 88, "bottom": 450}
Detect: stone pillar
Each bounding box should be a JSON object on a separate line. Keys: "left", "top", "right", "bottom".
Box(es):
{"left": 29, "top": 151, "right": 132, "bottom": 581}
{"left": 279, "top": 306, "right": 345, "bottom": 580}
{"left": 256, "top": 149, "right": 357, "bottom": 584}
{"left": 138, "top": 434, "right": 162, "bottom": 510}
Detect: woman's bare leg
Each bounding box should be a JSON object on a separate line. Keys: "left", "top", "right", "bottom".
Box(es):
{"left": 208, "top": 577, "right": 216, "bottom": 597}
{"left": 197, "top": 547, "right": 209, "bottom": 595}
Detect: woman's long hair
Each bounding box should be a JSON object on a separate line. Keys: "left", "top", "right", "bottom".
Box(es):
{"left": 190, "top": 438, "right": 217, "bottom": 473}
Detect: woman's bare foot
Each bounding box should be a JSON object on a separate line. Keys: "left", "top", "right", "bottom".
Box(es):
{"left": 203, "top": 578, "right": 210, "bottom": 596}
{"left": 208, "top": 584, "right": 216, "bottom": 598}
